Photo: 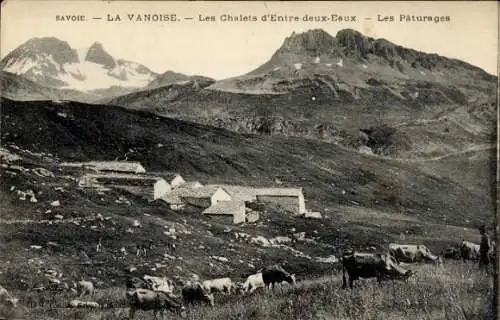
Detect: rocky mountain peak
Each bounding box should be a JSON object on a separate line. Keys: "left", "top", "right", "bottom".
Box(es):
{"left": 279, "top": 29, "right": 338, "bottom": 55}
{"left": 336, "top": 29, "right": 375, "bottom": 58}
{"left": 5, "top": 37, "right": 79, "bottom": 65}
{"left": 84, "top": 42, "right": 116, "bottom": 69}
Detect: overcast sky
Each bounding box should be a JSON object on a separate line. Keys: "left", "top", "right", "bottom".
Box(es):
{"left": 1, "top": 1, "right": 498, "bottom": 80}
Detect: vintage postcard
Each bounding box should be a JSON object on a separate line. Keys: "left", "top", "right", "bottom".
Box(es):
{"left": 0, "top": 1, "right": 498, "bottom": 319}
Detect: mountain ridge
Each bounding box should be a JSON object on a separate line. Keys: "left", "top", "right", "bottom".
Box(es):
{"left": 0, "top": 37, "right": 158, "bottom": 92}
{"left": 105, "top": 28, "right": 496, "bottom": 159}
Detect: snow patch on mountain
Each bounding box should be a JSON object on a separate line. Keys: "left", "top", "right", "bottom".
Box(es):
{"left": 0, "top": 38, "right": 158, "bottom": 92}
{"left": 60, "top": 60, "right": 154, "bottom": 91}
{"left": 3, "top": 58, "right": 37, "bottom": 75}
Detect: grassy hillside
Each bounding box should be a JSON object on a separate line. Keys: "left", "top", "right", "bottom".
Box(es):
{"left": 0, "top": 97, "right": 495, "bottom": 319}
{"left": 1, "top": 98, "right": 493, "bottom": 226}
{"left": 2, "top": 262, "right": 494, "bottom": 319}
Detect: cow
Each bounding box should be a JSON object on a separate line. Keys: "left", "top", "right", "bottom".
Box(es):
{"left": 261, "top": 265, "right": 296, "bottom": 290}
{"left": 126, "top": 277, "right": 149, "bottom": 290}
{"left": 242, "top": 273, "right": 265, "bottom": 293}
{"left": 460, "top": 241, "right": 480, "bottom": 261}
{"left": 181, "top": 282, "right": 214, "bottom": 307}
{"left": 389, "top": 244, "right": 442, "bottom": 264}
{"left": 202, "top": 277, "right": 234, "bottom": 294}
{"left": 68, "top": 299, "right": 100, "bottom": 308}
{"left": 96, "top": 238, "right": 103, "bottom": 253}
{"left": 443, "top": 246, "right": 461, "bottom": 260}
{"left": 342, "top": 251, "right": 413, "bottom": 289}
{"left": 143, "top": 275, "right": 174, "bottom": 294}
{"left": 77, "top": 280, "right": 95, "bottom": 297}
{"left": 0, "top": 285, "right": 18, "bottom": 308}
{"left": 127, "top": 288, "right": 185, "bottom": 320}
{"left": 489, "top": 240, "right": 497, "bottom": 264}
{"left": 136, "top": 240, "right": 154, "bottom": 257}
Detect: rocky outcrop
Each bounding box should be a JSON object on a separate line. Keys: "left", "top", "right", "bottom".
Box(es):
{"left": 84, "top": 42, "right": 116, "bottom": 69}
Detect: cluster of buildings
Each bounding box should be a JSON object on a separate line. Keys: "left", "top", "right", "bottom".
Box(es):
{"left": 62, "top": 161, "right": 319, "bottom": 224}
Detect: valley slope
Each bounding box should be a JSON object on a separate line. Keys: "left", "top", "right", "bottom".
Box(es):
{"left": 0, "top": 97, "right": 494, "bottom": 305}
{"left": 106, "top": 29, "right": 497, "bottom": 158}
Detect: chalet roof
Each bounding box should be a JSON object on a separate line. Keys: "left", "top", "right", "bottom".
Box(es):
{"left": 161, "top": 182, "right": 204, "bottom": 204}
{"left": 83, "top": 173, "right": 165, "bottom": 186}
{"left": 151, "top": 171, "right": 183, "bottom": 181}
{"left": 209, "top": 185, "right": 257, "bottom": 201}
{"left": 209, "top": 185, "right": 303, "bottom": 198}
{"left": 180, "top": 186, "right": 229, "bottom": 199}
{"left": 202, "top": 200, "right": 244, "bottom": 215}
{"left": 254, "top": 188, "right": 303, "bottom": 197}
{"left": 62, "top": 161, "right": 145, "bottom": 172}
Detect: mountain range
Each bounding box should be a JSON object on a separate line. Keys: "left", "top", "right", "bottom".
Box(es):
{"left": 106, "top": 29, "right": 497, "bottom": 158}
{"left": 0, "top": 37, "right": 212, "bottom": 101}
{"left": 1, "top": 29, "right": 496, "bottom": 158}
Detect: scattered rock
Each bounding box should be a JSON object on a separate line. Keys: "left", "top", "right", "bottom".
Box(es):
{"left": 293, "top": 232, "right": 306, "bottom": 241}
{"left": 50, "top": 200, "right": 60, "bottom": 207}
{"left": 270, "top": 236, "right": 292, "bottom": 245}
{"left": 250, "top": 236, "right": 271, "bottom": 247}
{"left": 32, "top": 168, "right": 55, "bottom": 178}
{"left": 211, "top": 256, "right": 229, "bottom": 263}
{"left": 315, "top": 255, "right": 339, "bottom": 264}
{"left": 304, "top": 212, "right": 322, "bottom": 219}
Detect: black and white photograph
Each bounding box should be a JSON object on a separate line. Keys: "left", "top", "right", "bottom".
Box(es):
{"left": 0, "top": 1, "right": 498, "bottom": 319}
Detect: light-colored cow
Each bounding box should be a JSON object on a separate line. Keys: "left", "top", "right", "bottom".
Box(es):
{"left": 77, "top": 280, "right": 95, "bottom": 297}
{"left": 143, "top": 275, "right": 174, "bottom": 294}
{"left": 389, "top": 244, "right": 441, "bottom": 264}
{"left": 460, "top": 240, "right": 480, "bottom": 261}
{"left": 127, "top": 288, "right": 185, "bottom": 319}
{"left": 202, "top": 277, "right": 234, "bottom": 294}
{"left": 242, "top": 273, "right": 265, "bottom": 293}
{"left": 68, "top": 299, "right": 100, "bottom": 308}
{"left": 0, "top": 285, "right": 18, "bottom": 308}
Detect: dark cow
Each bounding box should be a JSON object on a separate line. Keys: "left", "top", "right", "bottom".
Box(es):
{"left": 489, "top": 240, "right": 496, "bottom": 264}
{"left": 126, "top": 288, "right": 185, "bottom": 320}
{"left": 261, "top": 264, "right": 296, "bottom": 290}
{"left": 342, "top": 251, "right": 412, "bottom": 289}
{"left": 443, "top": 246, "right": 461, "bottom": 260}
{"left": 126, "top": 277, "right": 150, "bottom": 290}
{"left": 181, "top": 282, "right": 214, "bottom": 307}
{"left": 136, "top": 240, "right": 154, "bottom": 257}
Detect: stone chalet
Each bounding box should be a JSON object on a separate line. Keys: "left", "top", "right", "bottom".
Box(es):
{"left": 150, "top": 171, "right": 186, "bottom": 189}
{"left": 78, "top": 173, "right": 171, "bottom": 201}
{"left": 179, "top": 186, "right": 232, "bottom": 209}
{"left": 210, "top": 185, "right": 306, "bottom": 216}
{"left": 202, "top": 200, "right": 246, "bottom": 224}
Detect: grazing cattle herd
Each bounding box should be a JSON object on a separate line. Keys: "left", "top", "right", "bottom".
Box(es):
{"left": 120, "top": 238, "right": 495, "bottom": 319}
{"left": 0, "top": 235, "right": 496, "bottom": 319}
